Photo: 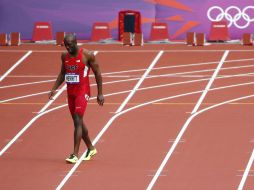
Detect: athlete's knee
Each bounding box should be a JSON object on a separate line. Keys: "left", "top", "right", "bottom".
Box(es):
{"left": 72, "top": 114, "right": 83, "bottom": 128}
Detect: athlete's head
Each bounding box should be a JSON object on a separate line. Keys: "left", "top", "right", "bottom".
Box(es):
{"left": 64, "top": 33, "right": 78, "bottom": 55}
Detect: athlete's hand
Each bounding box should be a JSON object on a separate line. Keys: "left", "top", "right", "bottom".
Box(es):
{"left": 97, "top": 94, "right": 104, "bottom": 106}
{"left": 48, "top": 90, "right": 56, "bottom": 100}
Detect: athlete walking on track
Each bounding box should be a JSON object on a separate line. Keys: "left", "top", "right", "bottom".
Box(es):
{"left": 48, "top": 33, "right": 104, "bottom": 164}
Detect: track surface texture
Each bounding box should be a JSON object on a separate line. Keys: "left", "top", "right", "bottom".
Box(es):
{"left": 0, "top": 44, "right": 254, "bottom": 190}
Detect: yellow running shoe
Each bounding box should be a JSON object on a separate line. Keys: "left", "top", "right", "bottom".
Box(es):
{"left": 66, "top": 154, "right": 78, "bottom": 164}
{"left": 83, "top": 148, "right": 97, "bottom": 161}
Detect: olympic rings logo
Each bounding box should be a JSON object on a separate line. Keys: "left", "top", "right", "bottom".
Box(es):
{"left": 207, "top": 6, "right": 254, "bottom": 29}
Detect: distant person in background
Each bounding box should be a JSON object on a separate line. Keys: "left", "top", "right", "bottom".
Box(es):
{"left": 48, "top": 33, "right": 104, "bottom": 164}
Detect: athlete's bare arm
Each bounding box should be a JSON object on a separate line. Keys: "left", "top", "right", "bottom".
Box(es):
{"left": 48, "top": 53, "right": 66, "bottom": 100}
{"left": 83, "top": 50, "right": 104, "bottom": 106}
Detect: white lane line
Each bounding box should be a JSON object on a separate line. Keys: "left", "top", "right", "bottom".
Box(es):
{"left": 0, "top": 91, "right": 52, "bottom": 103}
{"left": 55, "top": 51, "right": 164, "bottom": 190}
{"left": 2, "top": 75, "right": 57, "bottom": 78}
{"left": 102, "top": 60, "right": 218, "bottom": 76}
{"left": 192, "top": 50, "right": 229, "bottom": 114}
{"left": 146, "top": 50, "right": 229, "bottom": 190}
{"left": 0, "top": 51, "right": 32, "bottom": 82}
{"left": 100, "top": 72, "right": 254, "bottom": 79}
{"left": 0, "top": 79, "right": 55, "bottom": 89}
{"left": 137, "top": 72, "right": 254, "bottom": 92}
{"left": 143, "top": 63, "right": 254, "bottom": 81}
{"left": 38, "top": 84, "right": 66, "bottom": 114}
{"left": 115, "top": 51, "right": 164, "bottom": 113}
{"left": 224, "top": 57, "right": 254, "bottom": 63}
{"left": 238, "top": 149, "right": 254, "bottom": 190}
{"left": 103, "top": 72, "right": 254, "bottom": 79}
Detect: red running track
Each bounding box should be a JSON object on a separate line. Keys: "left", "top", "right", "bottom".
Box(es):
{"left": 0, "top": 44, "right": 254, "bottom": 190}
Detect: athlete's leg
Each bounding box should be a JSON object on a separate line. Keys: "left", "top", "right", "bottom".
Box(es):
{"left": 72, "top": 114, "right": 84, "bottom": 156}
{"left": 67, "top": 95, "right": 80, "bottom": 156}
{"left": 65, "top": 96, "right": 80, "bottom": 163}
{"left": 81, "top": 119, "right": 97, "bottom": 161}
{"left": 72, "top": 94, "right": 95, "bottom": 156}
{"left": 82, "top": 120, "right": 94, "bottom": 150}
{"left": 72, "top": 114, "right": 95, "bottom": 155}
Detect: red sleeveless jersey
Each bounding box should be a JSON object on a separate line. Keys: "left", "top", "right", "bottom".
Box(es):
{"left": 64, "top": 48, "right": 91, "bottom": 96}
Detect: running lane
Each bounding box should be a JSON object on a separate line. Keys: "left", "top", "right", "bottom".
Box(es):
{"left": 150, "top": 51, "right": 254, "bottom": 190}
{"left": 0, "top": 52, "right": 61, "bottom": 150}
{"left": 59, "top": 51, "right": 225, "bottom": 190}
{"left": 0, "top": 51, "right": 158, "bottom": 190}
{"left": 0, "top": 52, "right": 28, "bottom": 78}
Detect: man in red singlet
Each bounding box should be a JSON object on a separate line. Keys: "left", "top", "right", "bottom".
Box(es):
{"left": 48, "top": 34, "right": 104, "bottom": 164}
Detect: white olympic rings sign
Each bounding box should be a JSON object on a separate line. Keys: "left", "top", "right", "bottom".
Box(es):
{"left": 207, "top": 6, "right": 254, "bottom": 29}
